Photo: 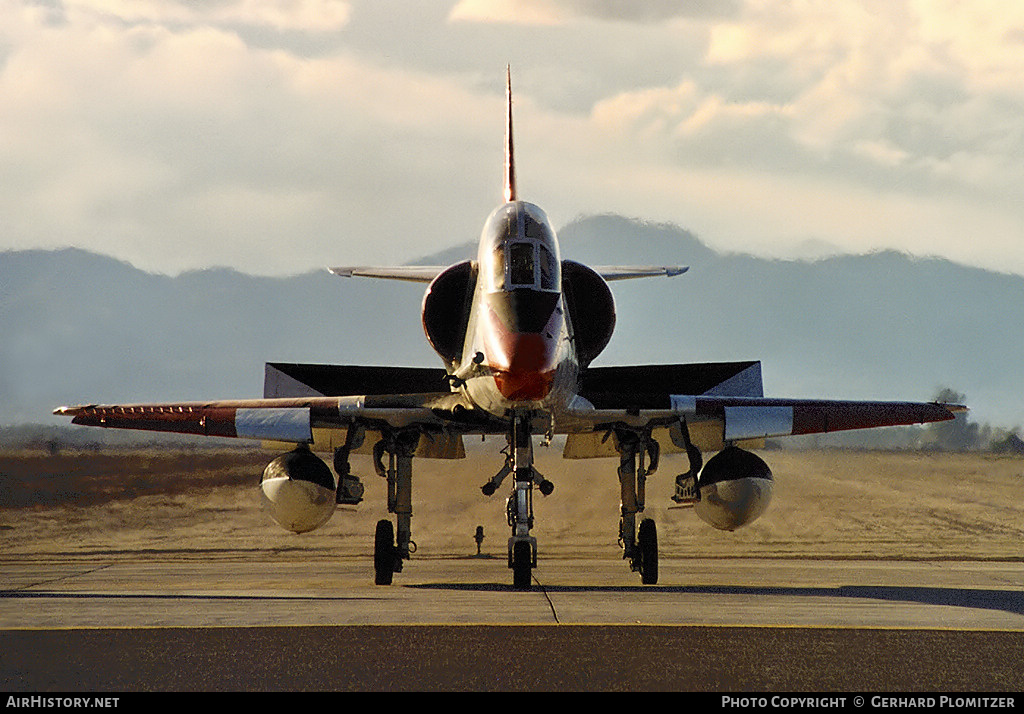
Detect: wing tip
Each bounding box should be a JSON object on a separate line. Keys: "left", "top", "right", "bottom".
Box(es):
{"left": 935, "top": 402, "right": 969, "bottom": 416}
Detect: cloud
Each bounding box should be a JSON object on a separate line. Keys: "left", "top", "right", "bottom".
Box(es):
{"left": 449, "top": 0, "right": 738, "bottom": 25}
{"left": 63, "top": 0, "right": 352, "bottom": 32}
{"left": 587, "top": 0, "right": 1024, "bottom": 203}
{"left": 0, "top": 3, "right": 499, "bottom": 274}
{"left": 2, "top": 0, "right": 1023, "bottom": 278}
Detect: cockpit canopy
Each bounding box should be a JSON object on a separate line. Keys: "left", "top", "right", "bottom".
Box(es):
{"left": 478, "top": 202, "right": 561, "bottom": 292}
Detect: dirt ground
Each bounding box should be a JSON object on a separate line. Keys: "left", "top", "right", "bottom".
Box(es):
{"left": 2, "top": 443, "right": 1022, "bottom": 562}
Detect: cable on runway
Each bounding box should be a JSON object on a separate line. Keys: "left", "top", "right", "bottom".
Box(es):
{"left": 532, "top": 575, "right": 560, "bottom": 623}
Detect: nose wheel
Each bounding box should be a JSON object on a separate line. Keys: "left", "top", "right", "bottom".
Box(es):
{"left": 511, "top": 539, "right": 535, "bottom": 590}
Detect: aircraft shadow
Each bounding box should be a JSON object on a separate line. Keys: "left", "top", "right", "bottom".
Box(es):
{"left": 0, "top": 590, "right": 382, "bottom": 603}
{"left": 23, "top": 547, "right": 316, "bottom": 557}
{"left": 410, "top": 582, "right": 1024, "bottom": 617}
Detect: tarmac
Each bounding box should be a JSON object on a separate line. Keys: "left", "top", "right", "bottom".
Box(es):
{"left": 4, "top": 446, "right": 1024, "bottom": 691}
{"left": 3, "top": 553, "right": 1024, "bottom": 691}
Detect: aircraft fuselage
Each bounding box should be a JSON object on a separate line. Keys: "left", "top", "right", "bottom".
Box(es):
{"left": 459, "top": 200, "right": 580, "bottom": 419}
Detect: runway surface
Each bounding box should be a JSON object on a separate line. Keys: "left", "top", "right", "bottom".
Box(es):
{"left": 4, "top": 447, "right": 1024, "bottom": 690}
{"left": 3, "top": 553, "right": 1024, "bottom": 690}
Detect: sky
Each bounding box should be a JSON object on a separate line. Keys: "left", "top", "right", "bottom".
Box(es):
{"left": 2, "top": 0, "right": 1024, "bottom": 277}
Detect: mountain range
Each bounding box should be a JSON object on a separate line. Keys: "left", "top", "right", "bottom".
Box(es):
{"left": 2, "top": 214, "right": 1021, "bottom": 431}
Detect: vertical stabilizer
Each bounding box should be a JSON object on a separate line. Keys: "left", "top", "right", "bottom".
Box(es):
{"left": 504, "top": 65, "right": 517, "bottom": 203}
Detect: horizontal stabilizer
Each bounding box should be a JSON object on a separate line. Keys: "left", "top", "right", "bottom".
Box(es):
{"left": 328, "top": 266, "right": 447, "bottom": 283}
{"left": 592, "top": 266, "right": 688, "bottom": 281}
{"left": 328, "top": 264, "right": 687, "bottom": 283}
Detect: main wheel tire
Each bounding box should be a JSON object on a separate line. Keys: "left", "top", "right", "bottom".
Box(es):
{"left": 638, "top": 518, "right": 658, "bottom": 585}
{"left": 512, "top": 540, "right": 532, "bottom": 590}
{"left": 374, "top": 519, "right": 395, "bottom": 586}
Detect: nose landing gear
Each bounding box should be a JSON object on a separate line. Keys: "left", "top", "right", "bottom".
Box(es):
{"left": 480, "top": 412, "right": 553, "bottom": 590}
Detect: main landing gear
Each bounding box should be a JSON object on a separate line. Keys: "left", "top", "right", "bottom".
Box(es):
{"left": 366, "top": 427, "right": 421, "bottom": 586}
{"left": 360, "top": 417, "right": 696, "bottom": 589}
{"left": 614, "top": 426, "right": 661, "bottom": 585}
{"left": 480, "top": 412, "right": 554, "bottom": 590}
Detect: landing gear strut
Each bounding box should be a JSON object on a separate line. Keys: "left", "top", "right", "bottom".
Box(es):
{"left": 507, "top": 414, "right": 538, "bottom": 590}
{"left": 480, "top": 412, "right": 554, "bottom": 590}
{"left": 614, "top": 426, "right": 660, "bottom": 585}
{"left": 371, "top": 427, "right": 421, "bottom": 586}
{"left": 333, "top": 425, "right": 366, "bottom": 505}
{"left": 671, "top": 418, "right": 703, "bottom": 506}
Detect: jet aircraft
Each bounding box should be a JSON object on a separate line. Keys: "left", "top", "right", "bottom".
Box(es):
{"left": 55, "top": 70, "right": 963, "bottom": 589}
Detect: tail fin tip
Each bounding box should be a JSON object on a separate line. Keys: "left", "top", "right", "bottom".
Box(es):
{"left": 504, "top": 65, "right": 517, "bottom": 203}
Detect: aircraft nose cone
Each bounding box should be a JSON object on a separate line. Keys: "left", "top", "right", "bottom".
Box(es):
{"left": 491, "top": 332, "right": 556, "bottom": 401}
{"left": 494, "top": 367, "right": 554, "bottom": 401}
